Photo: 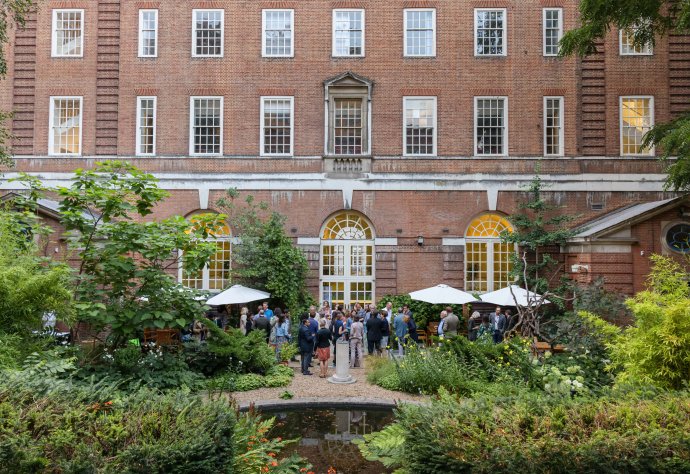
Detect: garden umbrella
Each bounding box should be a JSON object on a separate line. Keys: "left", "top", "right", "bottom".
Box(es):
{"left": 409, "top": 284, "right": 477, "bottom": 305}
{"left": 205, "top": 284, "right": 271, "bottom": 306}
{"left": 479, "top": 285, "right": 550, "bottom": 307}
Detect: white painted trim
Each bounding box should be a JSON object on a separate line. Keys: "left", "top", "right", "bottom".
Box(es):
{"left": 262, "top": 9, "right": 294, "bottom": 58}
{"left": 2, "top": 172, "right": 669, "bottom": 193}
{"left": 259, "top": 96, "right": 294, "bottom": 156}
{"left": 486, "top": 187, "right": 499, "bottom": 211}
{"left": 51, "top": 9, "right": 84, "bottom": 58}
{"left": 442, "top": 238, "right": 466, "bottom": 246}
{"left": 374, "top": 237, "right": 397, "bottom": 246}
{"left": 474, "top": 8, "right": 507, "bottom": 57}
{"left": 402, "top": 96, "right": 437, "bottom": 157}
{"left": 565, "top": 243, "right": 633, "bottom": 254}
{"left": 474, "top": 96, "right": 508, "bottom": 157}
{"left": 542, "top": 8, "right": 562, "bottom": 57}
{"left": 138, "top": 9, "right": 158, "bottom": 58}
{"left": 619, "top": 95, "right": 655, "bottom": 157}
{"left": 135, "top": 96, "right": 157, "bottom": 156}
{"left": 332, "top": 9, "right": 365, "bottom": 58}
{"left": 543, "top": 96, "right": 564, "bottom": 157}
{"left": 191, "top": 9, "right": 224, "bottom": 58}
{"left": 48, "top": 96, "right": 83, "bottom": 157}
{"left": 198, "top": 188, "right": 210, "bottom": 209}
{"left": 189, "top": 96, "right": 224, "bottom": 156}
{"left": 403, "top": 8, "right": 436, "bottom": 57}
{"left": 297, "top": 237, "right": 320, "bottom": 245}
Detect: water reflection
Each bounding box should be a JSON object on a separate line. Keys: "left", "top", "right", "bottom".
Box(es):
{"left": 267, "top": 408, "right": 395, "bottom": 474}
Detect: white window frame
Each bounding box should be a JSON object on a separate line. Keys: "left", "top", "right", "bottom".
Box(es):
{"left": 474, "top": 96, "right": 509, "bottom": 157}
{"left": 136, "top": 96, "right": 157, "bottom": 156}
{"left": 474, "top": 8, "right": 507, "bottom": 57}
{"left": 138, "top": 9, "right": 158, "bottom": 58}
{"left": 332, "top": 9, "right": 365, "bottom": 58}
{"left": 543, "top": 96, "right": 564, "bottom": 157}
{"left": 542, "top": 8, "right": 563, "bottom": 57}
{"left": 51, "top": 9, "right": 84, "bottom": 58}
{"left": 260, "top": 96, "right": 294, "bottom": 157}
{"left": 48, "top": 96, "right": 83, "bottom": 156}
{"left": 261, "top": 9, "right": 294, "bottom": 58}
{"left": 403, "top": 8, "right": 436, "bottom": 58}
{"left": 191, "top": 9, "right": 225, "bottom": 58}
{"left": 189, "top": 96, "right": 224, "bottom": 156}
{"left": 402, "top": 96, "right": 437, "bottom": 157}
{"left": 619, "top": 96, "right": 655, "bottom": 157}
{"left": 619, "top": 28, "right": 653, "bottom": 56}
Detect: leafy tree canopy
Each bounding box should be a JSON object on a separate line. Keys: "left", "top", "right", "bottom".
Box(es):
{"left": 0, "top": 205, "right": 73, "bottom": 334}
{"left": 16, "top": 161, "right": 227, "bottom": 347}
{"left": 217, "top": 189, "right": 312, "bottom": 313}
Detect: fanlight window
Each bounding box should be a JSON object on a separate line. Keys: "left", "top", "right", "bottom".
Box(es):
{"left": 465, "top": 214, "right": 515, "bottom": 293}
{"left": 320, "top": 212, "right": 375, "bottom": 308}
{"left": 181, "top": 217, "right": 231, "bottom": 292}
{"left": 322, "top": 212, "right": 374, "bottom": 240}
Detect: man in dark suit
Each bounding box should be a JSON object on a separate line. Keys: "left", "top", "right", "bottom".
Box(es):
{"left": 490, "top": 306, "right": 507, "bottom": 343}
{"left": 298, "top": 316, "right": 314, "bottom": 375}
{"left": 365, "top": 310, "right": 382, "bottom": 355}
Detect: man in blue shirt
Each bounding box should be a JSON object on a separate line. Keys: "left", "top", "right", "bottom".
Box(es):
{"left": 262, "top": 302, "right": 274, "bottom": 320}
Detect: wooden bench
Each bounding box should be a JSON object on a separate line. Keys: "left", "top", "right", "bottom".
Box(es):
{"left": 532, "top": 339, "right": 566, "bottom": 354}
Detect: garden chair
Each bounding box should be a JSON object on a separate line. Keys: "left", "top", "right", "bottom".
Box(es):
{"left": 416, "top": 329, "right": 428, "bottom": 346}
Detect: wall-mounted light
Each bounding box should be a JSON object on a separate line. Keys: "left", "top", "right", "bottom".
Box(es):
{"left": 417, "top": 235, "right": 424, "bottom": 246}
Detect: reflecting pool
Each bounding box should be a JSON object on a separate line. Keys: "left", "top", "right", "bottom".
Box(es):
{"left": 266, "top": 408, "right": 395, "bottom": 474}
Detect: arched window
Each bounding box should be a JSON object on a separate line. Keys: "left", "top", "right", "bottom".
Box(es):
{"left": 180, "top": 217, "right": 231, "bottom": 292}
{"left": 465, "top": 214, "right": 515, "bottom": 292}
{"left": 320, "top": 211, "right": 375, "bottom": 308}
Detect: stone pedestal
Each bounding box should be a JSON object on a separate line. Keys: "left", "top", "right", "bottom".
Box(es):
{"left": 328, "top": 339, "right": 356, "bottom": 384}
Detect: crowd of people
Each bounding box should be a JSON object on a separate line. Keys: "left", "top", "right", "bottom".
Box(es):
{"left": 193, "top": 300, "right": 520, "bottom": 379}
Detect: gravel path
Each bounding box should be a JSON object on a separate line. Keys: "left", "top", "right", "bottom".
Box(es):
{"left": 230, "top": 356, "right": 427, "bottom": 406}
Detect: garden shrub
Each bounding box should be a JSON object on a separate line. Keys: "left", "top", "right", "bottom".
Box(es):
{"left": 0, "top": 385, "right": 235, "bottom": 473}
{"left": 368, "top": 338, "right": 537, "bottom": 395}
{"left": 359, "top": 388, "right": 690, "bottom": 473}
{"left": 0, "top": 379, "right": 309, "bottom": 473}
{"left": 187, "top": 324, "right": 276, "bottom": 376}
{"left": 606, "top": 255, "right": 690, "bottom": 390}
{"left": 206, "top": 365, "right": 294, "bottom": 392}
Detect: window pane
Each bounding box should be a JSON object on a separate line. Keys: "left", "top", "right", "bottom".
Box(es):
{"left": 405, "top": 98, "right": 435, "bottom": 155}
{"left": 476, "top": 10, "right": 505, "bottom": 55}
{"left": 263, "top": 98, "right": 292, "bottom": 155}
{"left": 476, "top": 98, "right": 506, "bottom": 155}
{"left": 194, "top": 10, "right": 223, "bottom": 56}
{"left": 621, "top": 27, "right": 653, "bottom": 55}
{"left": 51, "top": 98, "right": 81, "bottom": 155}
{"left": 54, "top": 10, "right": 83, "bottom": 56}
{"left": 138, "top": 98, "right": 156, "bottom": 155}
{"left": 322, "top": 245, "right": 345, "bottom": 276}
{"left": 193, "top": 98, "right": 222, "bottom": 154}
{"left": 264, "top": 10, "right": 293, "bottom": 56}
{"left": 140, "top": 10, "right": 158, "bottom": 56}
{"left": 349, "top": 281, "right": 372, "bottom": 307}
{"left": 334, "top": 99, "right": 362, "bottom": 155}
{"left": 334, "top": 10, "right": 363, "bottom": 56}
{"left": 544, "top": 97, "right": 562, "bottom": 156}
{"left": 543, "top": 9, "right": 561, "bottom": 55}
{"left": 405, "top": 10, "right": 434, "bottom": 56}
{"left": 621, "top": 97, "right": 653, "bottom": 155}
{"left": 465, "top": 241, "right": 488, "bottom": 292}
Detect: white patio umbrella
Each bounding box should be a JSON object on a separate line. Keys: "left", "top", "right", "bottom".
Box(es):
{"left": 206, "top": 284, "right": 271, "bottom": 306}
{"left": 479, "top": 285, "right": 550, "bottom": 307}
{"left": 409, "top": 284, "right": 477, "bottom": 305}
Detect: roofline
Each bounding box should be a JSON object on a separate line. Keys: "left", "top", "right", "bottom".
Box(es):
{"left": 569, "top": 194, "right": 689, "bottom": 242}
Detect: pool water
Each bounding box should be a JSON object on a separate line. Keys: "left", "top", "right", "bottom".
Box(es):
{"left": 266, "top": 408, "right": 395, "bottom": 474}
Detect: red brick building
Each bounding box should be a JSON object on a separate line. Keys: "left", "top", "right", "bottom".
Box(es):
{"left": 1, "top": 0, "right": 688, "bottom": 305}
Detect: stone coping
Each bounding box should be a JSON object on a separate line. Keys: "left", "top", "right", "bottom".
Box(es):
{"left": 237, "top": 396, "right": 427, "bottom": 412}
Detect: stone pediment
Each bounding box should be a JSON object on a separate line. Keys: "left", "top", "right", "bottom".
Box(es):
{"left": 324, "top": 71, "right": 373, "bottom": 88}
